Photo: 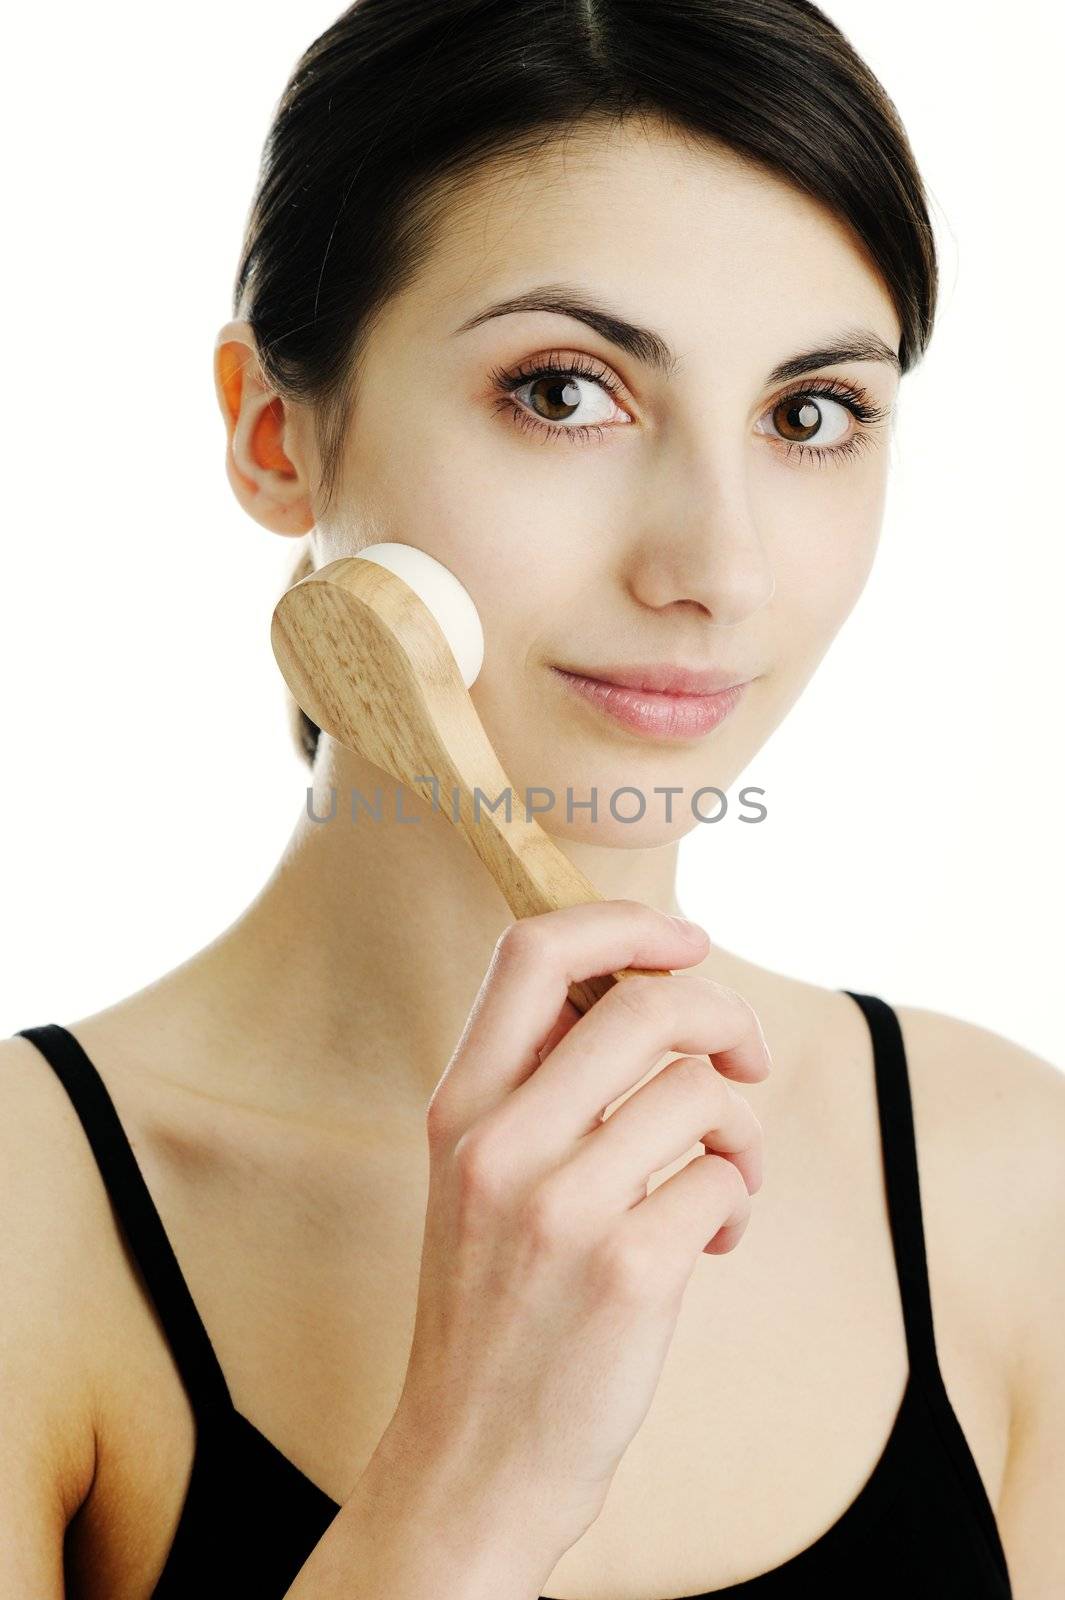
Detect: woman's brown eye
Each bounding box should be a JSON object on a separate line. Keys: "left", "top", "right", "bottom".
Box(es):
{"left": 774, "top": 396, "right": 824, "bottom": 442}
{"left": 768, "top": 393, "right": 851, "bottom": 448}
{"left": 527, "top": 376, "right": 583, "bottom": 422}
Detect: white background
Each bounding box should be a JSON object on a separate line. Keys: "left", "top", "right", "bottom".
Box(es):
{"left": 1, "top": 2, "right": 1061, "bottom": 1066}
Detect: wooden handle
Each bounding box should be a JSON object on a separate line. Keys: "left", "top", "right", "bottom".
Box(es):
{"left": 272, "top": 556, "right": 679, "bottom": 1018}
{"left": 565, "top": 965, "right": 674, "bottom": 1018}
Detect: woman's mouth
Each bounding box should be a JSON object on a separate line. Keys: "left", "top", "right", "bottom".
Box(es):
{"left": 549, "top": 666, "right": 752, "bottom": 740}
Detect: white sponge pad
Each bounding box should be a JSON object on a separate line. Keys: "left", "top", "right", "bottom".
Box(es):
{"left": 354, "top": 542, "right": 484, "bottom": 688}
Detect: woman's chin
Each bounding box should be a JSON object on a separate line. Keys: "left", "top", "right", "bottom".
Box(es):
{"left": 536, "top": 811, "right": 706, "bottom": 851}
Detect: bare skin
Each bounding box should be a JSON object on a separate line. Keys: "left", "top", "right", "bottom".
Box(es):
{"left": 3, "top": 115, "right": 1062, "bottom": 1596}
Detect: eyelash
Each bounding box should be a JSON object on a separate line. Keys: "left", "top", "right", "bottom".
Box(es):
{"left": 487, "top": 349, "right": 892, "bottom": 465}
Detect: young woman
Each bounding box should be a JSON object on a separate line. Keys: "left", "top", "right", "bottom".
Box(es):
{"left": 3, "top": 2, "right": 1061, "bottom": 1596}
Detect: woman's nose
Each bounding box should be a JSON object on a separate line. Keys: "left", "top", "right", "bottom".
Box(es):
{"left": 624, "top": 480, "right": 775, "bottom": 627}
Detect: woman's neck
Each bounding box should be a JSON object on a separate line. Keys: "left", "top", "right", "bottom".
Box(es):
{"left": 112, "top": 737, "right": 774, "bottom": 1127}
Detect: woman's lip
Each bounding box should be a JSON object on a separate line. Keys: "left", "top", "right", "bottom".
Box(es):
{"left": 550, "top": 667, "right": 751, "bottom": 740}
{"left": 556, "top": 662, "right": 751, "bottom": 695}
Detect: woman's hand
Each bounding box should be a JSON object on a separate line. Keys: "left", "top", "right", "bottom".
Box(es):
{"left": 383, "top": 899, "right": 770, "bottom": 1560}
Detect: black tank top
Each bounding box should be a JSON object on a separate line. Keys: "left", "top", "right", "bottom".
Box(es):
{"left": 13, "top": 991, "right": 1012, "bottom": 1597}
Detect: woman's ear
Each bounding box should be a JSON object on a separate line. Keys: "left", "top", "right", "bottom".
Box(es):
{"left": 213, "top": 319, "right": 315, "bottom": 535}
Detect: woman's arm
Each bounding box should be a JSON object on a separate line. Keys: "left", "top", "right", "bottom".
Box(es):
{"left": 0, "top": 1042, "right": 100, "bottom": 1598}
{"left": 1000, "top": 1293, "right": 1065, "bottom": 1597}
{"left": 991, "top": 1044, "right": 1065, "bottom": 1594}
{"left": 282, "top": 1407, "right": 570, "bottom": 1600}
{"left": 899, "top": 1009, "right": 1065, "bottom": 1593}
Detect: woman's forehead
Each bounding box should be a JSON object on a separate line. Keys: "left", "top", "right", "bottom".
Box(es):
{"left": 390, "top": 130, "right": 895, "bottom": 380}
{"left": 408, "top": 124, "right": 900, "bottom": 359}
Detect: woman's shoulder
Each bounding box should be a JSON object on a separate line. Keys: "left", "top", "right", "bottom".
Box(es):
{"left": 891, "top": 999, "right": 1065, "bottom": 1202}
{"left": 0, "top": 1030, "right": 118, "bottom": 1285}
{"left": 874, "top": 1001, "right": 1064, "bottom": 1300}
{"left": 780, "top": 980, "right": 1063, "bottom": 1398}
{"left": 891, "top": 1002, "right": 1065, "bottom": 1564}
{"left": 889, "top": 1004, "right": 1064, "bottom": 1398}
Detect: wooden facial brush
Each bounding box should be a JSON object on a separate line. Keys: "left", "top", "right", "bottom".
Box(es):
{"left": 270, "top": 543, "right": 675, "bottom": 1016}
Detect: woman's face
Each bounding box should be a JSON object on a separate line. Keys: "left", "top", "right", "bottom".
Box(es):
{"left": 292, "top": 119, "right": 902, "bottom": 846}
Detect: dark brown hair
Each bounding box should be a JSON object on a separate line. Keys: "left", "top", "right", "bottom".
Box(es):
{"left": 233, "top": 0, "right": 938, "bottom": 768}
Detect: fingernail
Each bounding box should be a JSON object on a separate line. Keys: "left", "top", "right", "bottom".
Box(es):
{"left": 669, "top": 915, "right": 706, "bottom": 941}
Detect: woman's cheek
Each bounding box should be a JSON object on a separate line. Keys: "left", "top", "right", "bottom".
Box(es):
{"left": 767, "top": 507, "right": 882, "bottom": 663}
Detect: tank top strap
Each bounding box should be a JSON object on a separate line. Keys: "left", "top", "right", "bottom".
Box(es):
{"left": 839, "top": 991, "right": 940, "bottom": 1382}
{"left": 13, "top": 1022, "right": 234, "bottom": 1420}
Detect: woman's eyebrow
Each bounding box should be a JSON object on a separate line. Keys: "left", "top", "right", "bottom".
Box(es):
{"left": 766, "top": 334, "right": 901, "bottom": 384}
{"left": 451, "top": 284, "right": 901, "bottom": 384}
